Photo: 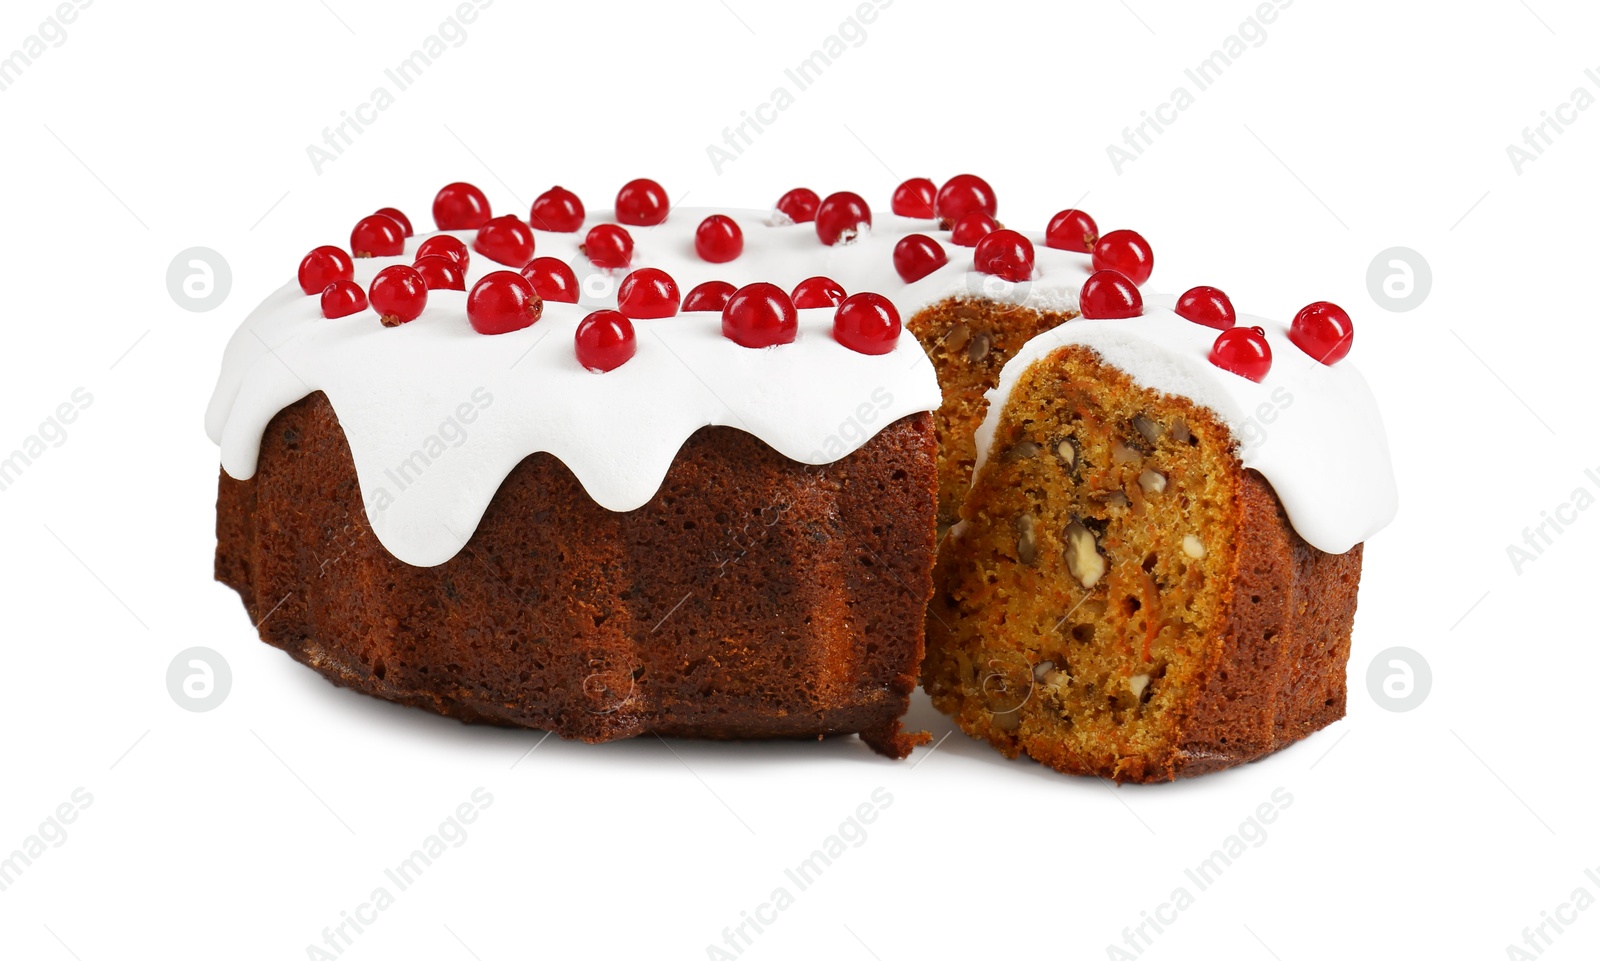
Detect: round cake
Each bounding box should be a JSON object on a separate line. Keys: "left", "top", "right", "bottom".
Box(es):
{"left": 207, "top": 176, "right": 1397, "bottom": 773}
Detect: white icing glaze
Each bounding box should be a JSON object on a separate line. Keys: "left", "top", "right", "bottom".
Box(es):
{"left": 207, "top": 198, "right": 1395, "bottom": 567}
{"left": 970, "top": 295, "right": 1398, "bottom": 556}
{"left": 207, "top": 207, "right": 1098, "bottom": 567}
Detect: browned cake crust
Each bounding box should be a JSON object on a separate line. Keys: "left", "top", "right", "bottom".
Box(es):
{"left": 923, "top": 345, "right": 1362, "bottom": 782}
{"left": 216, "top": 392, "right": 938, "bottom": 758}
{"left": 1171, "top": 471, "right": 1360, "bottom": 778}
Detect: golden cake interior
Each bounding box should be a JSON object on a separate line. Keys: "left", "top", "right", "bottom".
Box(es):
{"left": 905, "top": 298, "right": 1075, "bottom": 530}
{"left": 924, "top": 344, "right": 1243, "bottom": 776}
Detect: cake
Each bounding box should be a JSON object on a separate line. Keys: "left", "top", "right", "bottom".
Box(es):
{"left": 208, "top": 175, "right": 1396, "bottom": 773}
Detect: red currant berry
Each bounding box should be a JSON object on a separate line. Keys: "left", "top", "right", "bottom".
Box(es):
{"left": 891, "top": 177, "right": 937, "bottom": 218}
{"left": 695, "top": 214, "right": 744, "bottom": 264}
{"left": 375, "top": 207, "right": 413, "bottom": 237}
{"left": 474, "top": 215, "right": 536, "bottom": 268}
{"left": 369, "top": 265, "right": 428, "bottom": 326}
{"left": 298, "top": 245, "right": 354, "bottom": 295}
{"left": 1045, "top": 209, "right": 1098, "bottom": 252}
{"left": 520, "top": 257, "right": 580, "bottom": 304}
{"left": 1289, "top": 301, "right": 1354, "bottom": 365}
{"left": 815, "top": 192, "right": 872, "bottom": 246}
{"left": 617, "top": 267, "right": 681, "bottom": 319}
{"left": 1209, "top": 326, "right": 1273, "bottom": 382}
{"left": 320, "top": 279, "right": 367, "bottom": 319}
{"left": 1079, "top": 270, "right": 1143, "bottom": 320}
{"left": 529, "top": 185, "right": 585, "bottom": 232}
{"left": 432, "top": 182, "right": 492, "bottom": 230}
{"left": 833, "top": 292, "right": 902, "bottom": 355}
{"left": 722, "top": 283, "right": 798, "bottom": 348}
{"left": 415, "top": 235, "right": 470, "bottom": 271}
{"left": 413, "top": 254, "right": 467, "bottom": 291}
{"left": 893, "top": 234, "right": 948, "bottom": 283}
{"left": 1091, "top": 229, "right": 1154, "bottom": 286}
{"left": 934, "top": 174, "right": 997, "bottom": 225}
{"left": 575, "top": 309, "right": 637, "bottom": 373}
{"left": 683, "top": 280, "right": 737, "bottom": 312}
{"left": 950, "top": 212, "right": 998, "bottom": 247}
{"left": 1175, "top": 286, "right": 1236, "bottom": 330}
{"left": 350, "top": 214, "right": 406, "bottom": 258}
{"left": 791, "top": 276, "right": 846, "bottom": 309}
{"left": 974, "top": 229, "right": 1035, "bottom": 283}
{"left": 775, "top": 187, "right": 821, "bottom": 224}
{"left": 467, "top": 271, "right": 543, "bottom": 335}
{"left": 615, "top": 178, "right": 669, "bottom": 226}
{"left": 583, "top": 224, "right": 634, "bottom": 269}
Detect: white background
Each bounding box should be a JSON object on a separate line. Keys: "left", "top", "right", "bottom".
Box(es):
{"left": 1, "top": 0, "right": 1593, "bottom": 958}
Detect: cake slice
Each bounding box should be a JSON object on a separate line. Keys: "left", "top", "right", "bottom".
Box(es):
{"left": 923, "top": 304, "right": 1396, "bottom": 782}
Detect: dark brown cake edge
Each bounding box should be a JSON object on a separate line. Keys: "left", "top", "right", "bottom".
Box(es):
{"left": 216, "top": 392, "right": 938, "bottom": 759}
{"left": 1165, "top": 469, "right": 1361, "bottom": 779}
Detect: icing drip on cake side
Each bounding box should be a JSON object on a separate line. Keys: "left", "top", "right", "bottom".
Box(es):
{"left": 206, "top": 208, "right": 1095, "bottom": 567}
{"left": 207, "top": 201, "right": 1396, "bottom": 566}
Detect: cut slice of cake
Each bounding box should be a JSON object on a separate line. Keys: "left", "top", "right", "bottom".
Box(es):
{"left": 923, "top": 302, "right": 1397, "bottom": 782}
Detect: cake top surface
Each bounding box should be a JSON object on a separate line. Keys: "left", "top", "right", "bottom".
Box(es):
{"left": 205, "top": 210, "right": 963, "bottom": 567}
{"left": 207, "top": 177, "right": 1396, "bottom": 565}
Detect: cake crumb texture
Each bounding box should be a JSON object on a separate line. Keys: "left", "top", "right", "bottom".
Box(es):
{"left": 905, "top": 298, "right": 1075, "bottom": 530}
{"left": 922, "top": 345, "right": 1362, "bottom": 782}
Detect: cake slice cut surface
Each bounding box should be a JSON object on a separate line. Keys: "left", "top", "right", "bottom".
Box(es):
{"left": 924, "top": 306, "right": 1396, "bottom": 781}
